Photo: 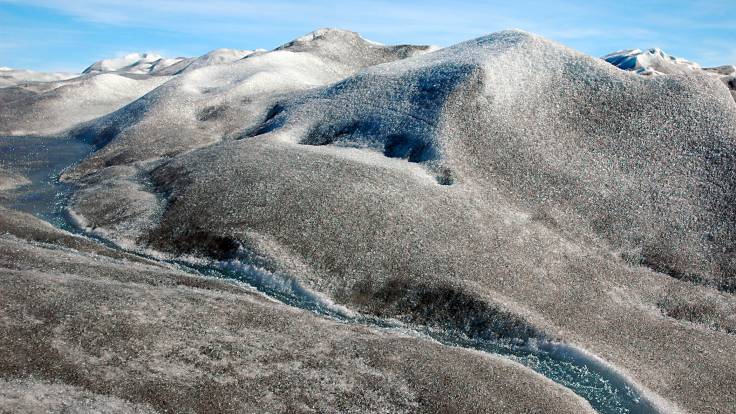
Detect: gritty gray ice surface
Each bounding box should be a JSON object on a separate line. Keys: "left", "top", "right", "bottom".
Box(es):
{"left": 2, "top": 28, "right": 736, "bottom": 413}
{"left": 0, "top": 207, "right": 594, "bottom": 414}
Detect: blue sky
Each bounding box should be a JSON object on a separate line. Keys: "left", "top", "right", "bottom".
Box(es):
{"left": 1, "top": 0, "right": 734, "bottom": 72}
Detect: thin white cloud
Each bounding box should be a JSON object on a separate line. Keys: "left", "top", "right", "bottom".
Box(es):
{"left": 0, "top": 0, "right": 586, "bottom": 39}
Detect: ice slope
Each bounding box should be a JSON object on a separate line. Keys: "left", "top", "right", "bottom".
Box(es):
{"left": 67, "top": 29, "right": 435, "bottom": 173}
{"left": 705, "top": 65, "right": 736, "bottom": 100}
{"left": 0, "top": 48, "right": 280, "bottom": 136}
{"left": 0, "top": 67, "right": 77, "bottom": 88}
{"left": 604, "top": 48, "right": 736, "bottom": 100}
{"left": 0, "top": 73, "right": 171, "bottom": 136}
{"left": 705, "top": 64, "right": 736, "bottom": 76}
{"left": 154, "top": 48, "right": 256, "bottom": 75}
{"left": 0, "top": 205, "right": 595, "bottom": 414}
{"left": 82, "top": 52, "right": 185, "bottom": 75}
{"left": 602, "top": 48, "right": 701, "bottom": 75}
{"left": 63, "top": 29, "right": 736, "bottom": 413}
{"left": 82, "top": 49, "right": 255, "bottom": 76}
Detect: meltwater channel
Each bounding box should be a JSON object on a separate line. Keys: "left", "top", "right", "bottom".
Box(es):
{"left": 0, "top": 135, "right": 660, "bottom": 414}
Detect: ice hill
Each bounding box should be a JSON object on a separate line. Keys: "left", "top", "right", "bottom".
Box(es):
{"left": 1, "top": 52, "right": 182, "bottom": 136}
{"left": 81, "top": 49, "right": 257, "bottom": 76}
{"left": 0, "top": 73, "right": 171, "bottom": 136}
{"left": 82, "top": 52, "right": 184, "bottom": 75}
{"left": 602, "top": 48, "right": 701, "bottom": 75}
{"left": 51, "top": 29, "right": 736, "bottom": 413}
{"left": 0, "top": 66, "right": 77, "bottom": 88}
{"left": 0, "top": 47, "right": 273, "bottom": 136}
{"left": 0, "top": 32, "right": 419, "bottom": 137}
{"left": 153, "top": 48, "right": 257, "bottom": 75}
{"left": 604, "top": 48, "right": 736, "bottom": 99}
{"left": 68, "top": 29, "right": 434, "bottom": 163}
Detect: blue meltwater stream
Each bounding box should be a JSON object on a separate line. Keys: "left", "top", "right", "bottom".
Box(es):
{"left": 0, "top": 135, "right": 659, "bottom": 414}
{"left": 0, "top": 136, "right": 93, "bottom": 226}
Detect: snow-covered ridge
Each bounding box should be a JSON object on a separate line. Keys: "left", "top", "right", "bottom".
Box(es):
{"left": 277, "top": 28, "right": 409, "bottom": 54}
{"left": 81, "top": 48, "right": 262, "bottom": 76}
{"left": 0, "top": 28, "right": 436, "bottom": 138}
{"left": 705, "top": 65, "right": 736, "bottom": 76}
{"left": 153, "top": 48, "right": 258, "bottom": 75}
{"left": 0, "top": 67, "right": 77, "bottom": 88}
{"left": 292, "top": 28, "right": 379, "bottom": 44}
{"left": 603, "top": 47, "right": 735, "bottom": 100}
{"left": 82, "top": 52, "right": 186, "bottom": 75}
{"left": 602, "top": 48, "right": 701, "bottom": 76}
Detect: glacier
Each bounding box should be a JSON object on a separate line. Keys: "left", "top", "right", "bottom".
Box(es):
{"left": 1, "top": 28, "right": 736, "bottom": 414}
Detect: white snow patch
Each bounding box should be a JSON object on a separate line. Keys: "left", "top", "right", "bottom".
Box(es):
{"left": 83, "top": 52, "right": 186, "bottom": 75}
{"left": 602, "top": 48, "right": 700, "bottom": 76}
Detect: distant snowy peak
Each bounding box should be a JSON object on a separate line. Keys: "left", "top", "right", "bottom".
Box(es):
{"left": 83, "top": 52, "right": 186, "bottom": 75}
{"left": 708, "top": 66, "right": 736, "bottom": 99}
{"left": 200, "top": 48, "right": 253, "bottom": 62}
{"left": 292, "top": 28, "right": 376, "bottom": 45}
{"left": 154, "top": 48, "right": 255, "bottom": 75}
{"left": 276, "top": 28, "right": 392, "bottom": 53}
{"left": 295, "top": 28, "right": 345, "bottom": 42}
{"left": 603, "top": 48, "right": 700, "bottom": 76}
{"left": 602, "top": 48, "right": 735, "bottom": 100}
{"left": 704, "top": 65, "right": 736, "bottom": 76}
{"left": 275, "top": 28, "right": 436, "bottom": 71}
{"left": 83, "top": 49, "right": 256, "bottom": 76}
{"left": 0, "top": 67, "right": 77, "bottom": 88}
